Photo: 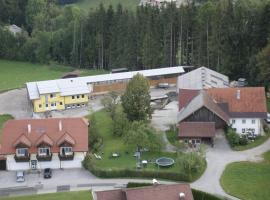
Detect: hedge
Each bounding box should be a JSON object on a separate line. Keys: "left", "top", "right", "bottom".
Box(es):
{"left": 126, "top": 182, "right": 153, "bottom": 188}
{"left": 83, "top": 154, "right": 191, "bottom": 182}
{"left": 192, "top": 189, "right": 225, "bottom": 200}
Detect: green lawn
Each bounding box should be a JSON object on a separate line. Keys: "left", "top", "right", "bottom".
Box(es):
{"left": 69, "top": 0, "right": 140, "bottom": 12}
{"left": 0, "top": 114, "right": 14, "bottom": 142}
{"left": 85, "top": 110, "right": 206, "bottom": 181}
{"left": 221, "top": 151, "right": 270, "bottom": 200}
{"left": 0, "top": 59, "right": 107, "bottom": 92}
{"left": 0, "top": 191, "right": 92, "bottom": 200}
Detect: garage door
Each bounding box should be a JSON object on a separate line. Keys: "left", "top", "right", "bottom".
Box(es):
{"left": 0, "top": 159, "right": 6, "bottom": 170}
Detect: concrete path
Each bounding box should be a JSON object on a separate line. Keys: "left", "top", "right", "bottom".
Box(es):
{"left": 191, "top": 130, "right": 270, "bottom": 200}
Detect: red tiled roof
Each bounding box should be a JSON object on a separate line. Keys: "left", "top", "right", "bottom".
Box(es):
{"left": 36, "top": 134, "right": 54, "bottom": 147}
{"left": 0, "top": 118, "right": 88, "bottom": 155}
{"left": 179, "top": 89, "right": 199, "bottom": 110}
{"left": 13, "top": 134, "right": 32, "bottom": 147}
{"left": 207, "top": 87, "right": 267, "bottom": 113}
{"left": 57, "top": 133, "right": 76, "bottom": 146}
{"left": 95, "top": 184, "right": 194, "bottom": 200}
{"left": 179, "top": 122, "right": 215, "bottom": 138}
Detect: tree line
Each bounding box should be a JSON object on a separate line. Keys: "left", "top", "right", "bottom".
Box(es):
{"left": 0, "top": 0, "right": 270, "bottom": 86}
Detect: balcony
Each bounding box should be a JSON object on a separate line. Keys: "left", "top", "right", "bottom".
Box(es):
{"left": 36, "top": 153, "right": 53, "bottom": 162}
{"left": 58, "top": 152, "right": 74, "bottom": 161}
{"left": 14, "top": 154, "right": 30, "bottom": 162}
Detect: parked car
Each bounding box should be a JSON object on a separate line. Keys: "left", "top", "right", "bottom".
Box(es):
{"left": 266, "top": 113, "right": 270, "bottom": 123}
{"left": 43, "top": 168, "right": 52, "bottom": 179}
{"left": 16, "top": 171, "right": 25, "bottom": 182}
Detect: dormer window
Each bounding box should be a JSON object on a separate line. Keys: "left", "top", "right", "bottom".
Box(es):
{"left": 16, "top": 148, "right": 28, "bottom": 157}
{"left": 38, "top": 147, "right": 50, "bottom": 156}
{"left": 60, "top": 147, "right": 73, "bottom": 156}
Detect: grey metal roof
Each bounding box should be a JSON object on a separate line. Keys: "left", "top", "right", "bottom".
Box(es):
{"left": 177, "top": 90, "right": 229, "bottom": 123}
{"left": 26, "top": 66, "right": 185, "bottom": 100}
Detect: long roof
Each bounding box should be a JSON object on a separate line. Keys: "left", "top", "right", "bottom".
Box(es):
{"left": 95, "top": 184, "right": 194, "bottom": 200}
{"left": 26, "top": 66, "right": 185, "bottom": 100}
{"left": 179, "top": 122, "right": 216, "bottom": 138}
{"left": 0, "top": 118, "right": 88, "bottom": 155}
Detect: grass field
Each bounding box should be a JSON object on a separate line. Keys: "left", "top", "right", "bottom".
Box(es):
{"left": 0, "top": 191, "right": 92, "bottom": 200}
{"left": 0, "top": 59, "right": 107, "bottom": 92}
{"left": 0, "top": 114, "right": 14, "bottom": 142}
{"left": 70, "top": 0, "right": 140, "bottom": 12}
{"left": 85, "top": 110, "right": 206, "bottom": 181}
{"left": 220, "top": 151, "right": 270, "bottom": 200}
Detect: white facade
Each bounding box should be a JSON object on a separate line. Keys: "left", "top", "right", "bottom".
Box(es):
{"left": 177, "top": 67, "right": 229, "bottom": 91}
{"left": 5, "top": 152, "right": 86, "bottom": 171}
{"left": 229, "top": 118, "right": 262, "bottom": 135}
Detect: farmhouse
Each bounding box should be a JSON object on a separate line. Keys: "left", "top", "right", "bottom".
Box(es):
{"left": 177, "top": 87, "right": 267, "bottom": 144}
{"left": 0, "top": 118, "right": 88, "bottom": 171}
{"left": 26, "top": 66, "right": 184, "bottom": 112}
{"left": 177, "top": 66, "right": 229, "bottom": 91}
{"left": 93, "top": 183, "right": 194, "bottom": 200}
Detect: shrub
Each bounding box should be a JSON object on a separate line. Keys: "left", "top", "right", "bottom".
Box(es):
{"left": 127, "top": 182, "right": 153, "bottom": 188}
{"left": 239, "top": 136, "right": 248, "bottom": 145}
{"left": 192, "top": 189, "right": 225, "bottom": 200}
{"left": 226, "top": 128, "right": 240, "bottom": 147}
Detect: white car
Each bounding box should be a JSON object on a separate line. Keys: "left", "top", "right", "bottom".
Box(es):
{"left": 16, "top": 171, "right": 25, "bottom": 182}
{"left": 266, "top": 113, "right": 270, "bottom": 123}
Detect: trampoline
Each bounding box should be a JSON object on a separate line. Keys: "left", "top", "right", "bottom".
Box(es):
{"left": 155, "top": 157, "right": 175, "bottom": 167}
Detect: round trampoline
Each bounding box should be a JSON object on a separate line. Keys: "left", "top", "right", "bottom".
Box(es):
{"left": 155, "top": 157, "right": 175, "bottom": 167}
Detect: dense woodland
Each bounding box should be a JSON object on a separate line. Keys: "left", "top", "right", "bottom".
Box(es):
{"left": 0, "top": 0, "right": 270, "bottom": 86}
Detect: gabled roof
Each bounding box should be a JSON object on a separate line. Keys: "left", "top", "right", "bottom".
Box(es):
{"left": 35, "top": 134, "right": 54, "bottom": 147}
{"left": 179, "top": 122, "right": 215, "bottom": 138}
{"left": 177, "top": 90, "right": 229, "bottom": 123}
{"left": 13, "top": 134, "right": 32, "bottom": 147}
{"left": 57, "top": 132, "right": 76, "bottom": 146}
{"left": 0, "top": 118, "right": 88, "bottom": 155}
{"left": 178, "top": 89, "right": 200, "bottom": 110}
{"left": 207, "top": 87, "right": 267, "bottom": 114}
{"left": 95, "top": 184, "right": 194, "bottom": 200}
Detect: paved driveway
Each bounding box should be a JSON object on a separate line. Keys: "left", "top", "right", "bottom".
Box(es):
{"left": 191, "top": 130, "right": 270, "bottom": 200}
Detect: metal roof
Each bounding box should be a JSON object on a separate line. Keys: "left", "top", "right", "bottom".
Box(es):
{"left": 26, "top": 66, "right": 185, "bottom": 100}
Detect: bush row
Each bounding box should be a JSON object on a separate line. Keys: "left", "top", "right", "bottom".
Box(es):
{"left": 192, "top": 189, "right": 225, "bottom": 200}
{"left": 82, "top": 154, "right": 191, "bottom": 182}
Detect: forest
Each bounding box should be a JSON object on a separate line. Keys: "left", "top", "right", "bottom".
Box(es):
{"left": 0, "top": 0, "right": 269, "bottom": 86}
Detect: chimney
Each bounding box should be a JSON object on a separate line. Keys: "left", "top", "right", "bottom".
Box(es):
{"left": 179, "top": 192, "right": 185, "bottom": 200}
{"left": 236, "top": 89, "right": 241, "bottom": 100}
{"left": 27, "top": 124, "right": 31, "bottom": 134}
{"left": 59, "top": 120, "right": 62, "bottom": 131}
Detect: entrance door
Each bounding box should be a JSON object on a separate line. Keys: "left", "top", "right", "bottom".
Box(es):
{"left": 0, "top": 160, "right": 6, "bottom": 170}
{"left": 31, "top": 160, "right": 37, "bottom": 170}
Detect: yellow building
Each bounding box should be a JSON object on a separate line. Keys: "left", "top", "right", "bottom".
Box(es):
{"left": 27, "top": 79, "right": 90, "bottom": 113}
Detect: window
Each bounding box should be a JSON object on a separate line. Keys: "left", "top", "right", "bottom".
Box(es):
{"left": 233, "top": 128, "right": 237, "bottom": 132}
{"left": 72, "top": 96, "right": 75, "bottom": 99}
{"left": 60, "top": 102, "right": 63, "bottom": 106}
{"left": 77, "top": 95, "right": 80, "bottom": 99}
{"left": 45, "top": 104, "right": 48, "bottom": 108}
{"left": 242, "top": 128, "right": 245, "bottom": 133}
{"left": 196, "top": 139, "right": 201, "bottom": 144}
{"left": 252, "top": 119, "right": 255, "bottom": 124}
{"left": 50, "top": 94, "right": 55, "bottom": 98}
{"left": 82, "top": 94, "right": 85, "bottom": 98}
{"left": 242, "top": 119, "right": 246, "bottom": 124}
{"left": 184, "top": 139, "right": 188, "bottom": 144}
{"left": 39, "top": 147, "right": 50, "bottom": 156}
{"left": 232, "top": 119, "right": 235, "bottom": 124}
{"left": 51, "top": 103, "right": 55, "bottom": 107}
{"left": 16, "top": 148, "right": 28, "bottom": 157}
{"left": 61, "top": 147, "right": 72, "bottom": 155}
{"left": 39, "top": 104, "right": 42, "bottom": 108}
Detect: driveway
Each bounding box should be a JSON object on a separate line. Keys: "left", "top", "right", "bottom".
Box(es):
{"left": 191, "top": 130, "right": 270, "bottom": 200}
{"left": 0, "top": 89, "right": 32, "bottom": 119}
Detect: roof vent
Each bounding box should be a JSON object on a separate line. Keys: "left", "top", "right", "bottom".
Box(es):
{"left": 152, "top": 179, "right": 159, "bottom": 185}
{"left": 179, "top": 192, "right": 185, "bottom": 200}
{"left": 236, "top": 89, "right": 241, "bottom": 100}
{"left": 27, "top": 124, "right": 31, "bottom": 134}
{"left": 59, "top": 120, "right": 62, "bottom": 131}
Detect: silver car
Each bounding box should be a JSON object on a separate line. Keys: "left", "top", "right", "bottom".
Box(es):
{"left": 16, "top": 171, "right": 25, "bottom": 182}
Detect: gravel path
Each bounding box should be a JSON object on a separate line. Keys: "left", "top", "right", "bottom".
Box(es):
{"left": 191, "top": 129, "right": 270, "bottom": 200}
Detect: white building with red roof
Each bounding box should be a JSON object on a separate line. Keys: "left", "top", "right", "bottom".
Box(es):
{"left": 0, "top": 118, "right": 89, "bottom": 171}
